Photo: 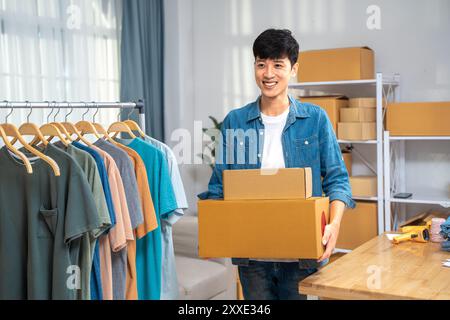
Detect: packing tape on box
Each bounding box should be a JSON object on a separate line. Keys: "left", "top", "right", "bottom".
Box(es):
{"left": 321, "top": 211, "right": 327, "bottom": 236}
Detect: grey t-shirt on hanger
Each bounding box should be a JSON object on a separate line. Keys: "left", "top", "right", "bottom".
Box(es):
{"left": 93, "top": 138, "right": 144, "bottom": 300}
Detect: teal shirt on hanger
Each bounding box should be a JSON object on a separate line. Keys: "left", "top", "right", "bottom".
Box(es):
{"left": 115, "top": 137, "right": 177, "bottom": 300}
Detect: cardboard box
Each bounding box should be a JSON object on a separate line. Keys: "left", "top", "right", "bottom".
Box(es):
{"left": 198, "top": 197, "right": 330, "bottom": 259}
{"left": 350, "top": 176, "right": 377, "bottom": 197}
{"left": 297, "top": 47, "right": 374, "bottom": 82}
{"left": 386, "top": 101, "right": 450, "bottom": 136}
{"left": 349, "top": 97, "right": 377, "bottom": 108}
{"left": 340, "top": 108, "right": 376, "bottom": 122}
{"left": 336, "top": 201, "right": 378, "bottom": 250}
{"left": 300, "top": 96, "right": 348, "bottom": 133}
{"left": 342, "top": 151, "right": 352, "bottom": 176}
{"left": 223, "top": 168, "right": 312, "bottom": 200}
{"left": 338, "top": 122, "right": 376, "bottom": 140}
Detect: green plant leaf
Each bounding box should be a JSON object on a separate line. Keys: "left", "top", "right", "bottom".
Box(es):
{"left": 209, "top": 116, "right": 219, "bottom": 128}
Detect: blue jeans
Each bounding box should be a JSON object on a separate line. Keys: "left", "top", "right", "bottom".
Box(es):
{"left": 238, "top": 261, "right": 317, "bottom": 300}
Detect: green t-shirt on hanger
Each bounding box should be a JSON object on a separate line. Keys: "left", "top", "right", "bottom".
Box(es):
{"left": 0, "top": 144, "right": 106, "bottom": 300}
{"left": 53, "top": 141, "right": 112, "bottom": 300}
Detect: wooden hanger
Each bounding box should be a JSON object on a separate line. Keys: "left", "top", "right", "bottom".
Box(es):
{"left": 76, "top": 121, "right": 102, "bottom": 139}
{"left": 0, "top": 125, "right": 33, "bottom": 174}
{"left": 18, "top": 122, "right": 48, "bottom": 145}
{"left": 93, "top": 122, "right": 118, "bottom": 145}
{"left": 108, "top": 122, "right": 137, "bottom": 139}
{"left": 75, "top": 104, "right": 102, "bottom": 140}
{"left": 60, "top": 103, "right": 94, "bottom": 146}
{"left": 62, "top": 122, "right": 94, "bottom": 146}
{"left": 50, "top": 122, "right": 73, "bottom": 142}
{"left": 48, "top": 103, "right": 73, "bottom": 144}
{"left": 123, "top": 120, "right": 146, "bottom": 138}
{"left": 30, "top": 104, "right": 71, "bottom": 146}
{"left": 90, "top": 105, "right": 118, "bottom": 145}
{"left": 39, "top": 123, "right": 70, "bottom": 146}
{"left": 0, "top": 121, "right": 60, "bottom": 176}
{"left": 106, "top": 106, "right": 137, "bottom": 139}
{"left": 121, "top": 106, "right": 145, "bottom": 138}
{"left": 13, "top": 103, "right": 48, "bottom": 146}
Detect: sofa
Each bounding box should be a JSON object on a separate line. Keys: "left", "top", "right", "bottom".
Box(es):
{"left": 173, "top": 215, "right": 237, "bottom": 300}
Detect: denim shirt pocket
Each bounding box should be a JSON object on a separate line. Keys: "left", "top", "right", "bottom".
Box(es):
{"left": 294, "top": 135, "right": 319, "bottom": 166}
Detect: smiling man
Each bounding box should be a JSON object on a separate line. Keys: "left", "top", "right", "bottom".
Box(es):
{"left": 198, "top": 29, "right": 354, "bottom": 300}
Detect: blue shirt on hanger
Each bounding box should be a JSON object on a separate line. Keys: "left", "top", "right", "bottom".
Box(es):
{"left": 72, "top": 141, "right": 117, "bottom": 300}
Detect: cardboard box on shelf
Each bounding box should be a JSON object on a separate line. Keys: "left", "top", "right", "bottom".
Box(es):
{"left": 342, "top": 151, "right": 352, "bottom": 176}
{"left": 340, "top": 107, "right": 376, "bottom": 122}
{"left": 223, "top": 168, "right": 312, "bottom": 200}
{"left": 336, "top": 201, "right": 378, "bottom": 250}
{"left": 386, "top": 101, "right": 450, "bottom": 136}
{"left": 299, "top": 96, "right": 348, "bottom": 133}
{"left": 198, "top": 197, "right": 330, "bottom": 259}
{"left": 349, "top": 97, "right": 377, "bottom": 108}
{"left": 350, "top": 176, "right": 377, "bottom": 197}
{"left": 297, "top": 47, "right": 374, "bottom": 82}
{"left": 338, "top": 122, "right": 376, "bottom": 140}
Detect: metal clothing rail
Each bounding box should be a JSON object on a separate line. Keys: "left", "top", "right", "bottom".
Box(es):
{"left": 0, "top": 100, "right": 146, "bottom": 132}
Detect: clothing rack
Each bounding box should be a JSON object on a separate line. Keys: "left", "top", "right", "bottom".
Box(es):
{"left": 0, "top": 101, "right": 146, "bottom": 133}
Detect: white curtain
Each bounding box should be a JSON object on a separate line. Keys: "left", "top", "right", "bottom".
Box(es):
{"left": 0, "top": 0, "right": 122, "bottom": 129}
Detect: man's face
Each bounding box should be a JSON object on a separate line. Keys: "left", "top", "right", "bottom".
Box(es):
{"left": 254, "top": 56, "right": 298, "bottom": 99}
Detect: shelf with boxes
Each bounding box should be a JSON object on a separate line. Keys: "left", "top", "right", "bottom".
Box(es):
{"left": 286, "top": 47, "right": 402, "bottom": 253}
{"left": 383, "top": 100, "right": 450, "bottom": 231}
{"left": 390, "top": 136, "right": 450, "bottom": 141}
{"left": 337, "top": 139, "right": 377, "bottom": 144}
{"left": 289, "top": 72, "right": 400, "bottom": 238}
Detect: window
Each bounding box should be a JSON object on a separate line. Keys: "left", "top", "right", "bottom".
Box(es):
{"left": 0, "top": 0, "right": 122, "bottom": 125}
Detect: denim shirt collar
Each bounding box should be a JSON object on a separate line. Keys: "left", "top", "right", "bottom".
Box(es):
{"left": 246, "top": 94, "right": 310, "bottom": 123}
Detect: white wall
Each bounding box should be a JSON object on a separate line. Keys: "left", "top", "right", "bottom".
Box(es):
{"left": 165, "top": 0, "right": 450, "bottom": 216}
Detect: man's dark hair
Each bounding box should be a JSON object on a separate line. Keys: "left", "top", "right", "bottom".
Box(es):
{"left": 253, "top": 29, "right": 299, "bottom": 68}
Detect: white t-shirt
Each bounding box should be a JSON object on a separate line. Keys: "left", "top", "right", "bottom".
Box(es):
{"left": 260, "top": 109, "right": 289, "bottom": 169}
{"left": 253, "top": 108, "right": 298, "bottom": 263}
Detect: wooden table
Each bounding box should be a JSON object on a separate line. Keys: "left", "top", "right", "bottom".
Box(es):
{"left": 299, "top": 234, "right": 450, "bottom": 299}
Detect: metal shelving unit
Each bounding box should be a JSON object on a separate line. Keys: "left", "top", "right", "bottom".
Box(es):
{"left": 289, "top": 73, "right": 400, "bottom": 235}
{"left": 383, "top": 131, "right": 450, "bottom": 231}
{"left": 337, "top": 139, "right": 377, "bottom": 144}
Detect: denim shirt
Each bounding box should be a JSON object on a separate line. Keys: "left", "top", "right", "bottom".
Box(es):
{"left": 198, "top": 95, "right": 355, "bottom": 269}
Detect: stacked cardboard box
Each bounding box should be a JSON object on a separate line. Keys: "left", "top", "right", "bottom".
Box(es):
{"left": 299, "top": 96, "right": 348, "bottom": 134}
{"left": 297, "top": 47, "right": 375, "bottom": 82}
{"left": 223, "top": 168, "right": 312, "bottom": 200}
{"left": 350, "top": 176, "right": 377, "bottom": 197}
{"left": 338, "top": 97, "right": 376, "bottom": 140}
{"left": 198, "top": 168, "right": 330, "bottom": 260}
{"left": 386, "top": 101, "right": 450, "bottom": 136}
{"left": 336, "top": 201, "right": 378, "bottom": 250}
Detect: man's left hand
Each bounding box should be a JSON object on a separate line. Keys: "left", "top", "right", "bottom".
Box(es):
{"left": 317, "top": 222, "right": 340, "bottom": 263}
